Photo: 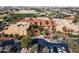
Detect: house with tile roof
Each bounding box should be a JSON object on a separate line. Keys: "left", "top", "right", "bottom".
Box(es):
{"left": 17, "top": 18, "right": 55, "bottom": 29}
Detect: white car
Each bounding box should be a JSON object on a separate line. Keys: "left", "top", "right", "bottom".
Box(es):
{"left": 57, "top": 48, "right": 62, "bottom": 53}
{"left": 62, "top": 47, "right": 67, "bottom": 53}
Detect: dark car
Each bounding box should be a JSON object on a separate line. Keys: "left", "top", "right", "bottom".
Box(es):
{"left": 29, "top": 38, "right": 71, "bottom": 53}
{"left": 0, "top": 40, "right": 21, "bottom": 53}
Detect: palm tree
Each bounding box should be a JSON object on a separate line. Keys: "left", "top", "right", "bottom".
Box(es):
{"left": 21, "top": 35, "right": 31, "bottom": 48}
{"left": 21, "top": 35, "right": 28, "bottom": 48}
{"left": 48, "top": 13, "right": 53, "bottom": 20}
{"left": 62, "top": 26, "right": 67, "bottom": 33}
{"left": 17, "top": 24, "right": 21, "bottom": 34}
{"left": 21, "top": 24, "right": 25, "bottom": 35}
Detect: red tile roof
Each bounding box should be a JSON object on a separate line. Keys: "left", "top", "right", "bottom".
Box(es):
{"left": 17, "top": 18, "right": 55, "bottom": 28}
{"left": 0, "top": 37, "right": 15, "bottom": 40}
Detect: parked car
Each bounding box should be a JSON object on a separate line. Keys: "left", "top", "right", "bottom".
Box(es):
{"left": 0, "top": 40, "right": 21, "bottom": 53}
{"left": 29, "top": 37, "right": 71, "bottom": 53}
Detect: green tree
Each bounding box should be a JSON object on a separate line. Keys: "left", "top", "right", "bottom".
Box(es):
{"left": 21, "top": 35, "right": 30, "bottom": 48}
{"left": 3, "top": 34, "right": 8, "bottom": 37}
{"left": 72, "top": 19, "right": 78, "bottom": 24}
{"left": 0, "top": 21, "right": 3, "bottom": 25}
{"left": 8, "top": 34, "right": 14, "bottom": 38}
{"left": 48, "top": 13, "right": 53, "bottom": 20}
{"left": 62, "top": 26, "right": 66, "bottom": 33}
{"left": 64, "top": 39, "right": 79, "bottom": 53}
{"left": 14, "top": 34, "right": 20, "bottom": 39}
{"left": 0, "top": 34, "right": 8, "bottom": 37}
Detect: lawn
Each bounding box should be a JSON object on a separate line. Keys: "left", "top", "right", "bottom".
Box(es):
{"left": 11, "top": 14, "right": 37, "bottom": 18}
{"left": 4, "top": 13, "right": 37, "bottom": 24}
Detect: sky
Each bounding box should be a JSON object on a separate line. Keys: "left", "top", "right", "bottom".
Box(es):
{"left": 0, "top": 0, "right": 79, "bottom": 6}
